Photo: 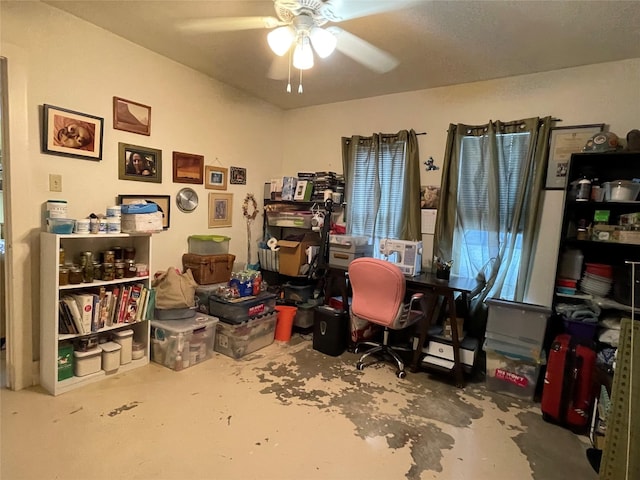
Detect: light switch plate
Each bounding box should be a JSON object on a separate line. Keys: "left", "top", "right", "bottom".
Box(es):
{"left": 49, "top": 174, "right": 62, "bottom": 192}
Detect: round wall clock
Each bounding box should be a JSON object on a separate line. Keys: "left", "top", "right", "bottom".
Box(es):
{"left": 176, "top": 187, "right": 199, "bottom": 213}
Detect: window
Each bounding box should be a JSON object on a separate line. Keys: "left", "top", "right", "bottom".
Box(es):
{"left": 348, "top": 137, "right": 407, "bottom": 257}
{"left": 452, "top": 132, "right": 531, "bottom": 300}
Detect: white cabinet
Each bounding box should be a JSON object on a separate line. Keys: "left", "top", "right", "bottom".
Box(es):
{"left": 40, "top": 232, "right": 153, "bottom": 395}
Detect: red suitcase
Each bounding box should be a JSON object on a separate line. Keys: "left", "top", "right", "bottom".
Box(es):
{"left": 541, "top": 333, "right": 596, "bottom": 430}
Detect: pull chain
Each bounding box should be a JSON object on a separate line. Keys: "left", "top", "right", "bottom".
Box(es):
{"left": 286, "top": 47, "right": 292, "bottom": 93}
{"left": 298, "top": 69, "right": 303, "bottom": 94}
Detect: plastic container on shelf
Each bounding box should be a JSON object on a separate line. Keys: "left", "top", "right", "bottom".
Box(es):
{"left": 112, "top": 329, "right": 134, "bottom": 364}
{"left": 47, "top": 218, "right": 75, "bottom": 234}
{"left": 602, "top": 180, "right": 640, "bottom": 202}
{"left": 558, "top": 249, "right": 584, "bottom": 280}
{"left": 73, "top": 347, "right": 102, "bottom": 377}
{"left": 100, "top": 342, "right": 122, "bottom": 373}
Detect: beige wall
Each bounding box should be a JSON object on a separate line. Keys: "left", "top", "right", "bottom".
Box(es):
{"left": 2, "top": 1, "right": 639, "bottom": 390}
{"left": 281, "top": 59, "right": 640, "bottom": 306}
{"left": 1, "top": 2, "right": 284, "bottom": 388}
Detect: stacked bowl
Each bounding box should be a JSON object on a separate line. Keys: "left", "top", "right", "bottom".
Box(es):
{"left": 580, "top": 263, "right": 613, "bottom": 297}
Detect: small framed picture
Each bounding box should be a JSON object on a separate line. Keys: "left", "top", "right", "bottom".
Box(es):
{"left": 118, "top": 143, "right": 162, "bottom": 183}
{"left": 117, "top": 194, "right": 171, "bottom": 229}
{"left": 173, "top": 151, "right": 204, "bottom": 184}
{"left": 230, "top": 166, "right": 247, "bottom": 185}
{"left": 208, "top": 192, "right": 233, "bottom": 228}
{"left": 113, "top": 97, "right": 151, "bottom": 136}
{"left": 205, "top": 166, "right": 228, "bottom": 190}
{"left": 420, "top": 185, "right": 441, "bottom": 209}
{"left": 42, "top": 104, "right": 104, "bottom": 161}
{"left": 545, "top": 124, "right": 604, "bottom": 190}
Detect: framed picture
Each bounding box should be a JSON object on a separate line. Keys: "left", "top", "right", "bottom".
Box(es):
{"left": 208, "top": 193, "right": 233, "bottom": 228}
{"left": 420, "top": 185, "right": 441, "bottom": 209}
{"left": 545, "top": 124, "right": 604, "bottom": 190}
{"left": 117, "top": 194, "right": 171, "bottom": 230}
{"left": 205, "top": 166, "right": 228, "bottom": 190}
{"left": 42, "top": 104, "right": 104, "bottom": 161}
{"left": 118, "top": 143, "right": 162, "bottom": 183}
{"left": 113, "top": 97, "right": 151, "bottom": 136}
{"left": 173, "top": 151, "right": 204, "bottom": 184}
{"left": 230, "top": 166, "right": 247, "bottom": 185}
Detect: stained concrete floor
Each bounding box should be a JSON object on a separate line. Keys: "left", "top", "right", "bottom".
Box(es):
{"left": 1, "top": 335, "right": 598, "bottom": 480}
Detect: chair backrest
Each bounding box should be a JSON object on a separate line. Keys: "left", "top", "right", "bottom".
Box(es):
{"left": 348, "top": 257, "right": 406, "bottom": 328}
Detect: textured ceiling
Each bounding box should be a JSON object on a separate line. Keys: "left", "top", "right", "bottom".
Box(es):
{"left": 44, "top": 0, "right": 640, "bottom": 110}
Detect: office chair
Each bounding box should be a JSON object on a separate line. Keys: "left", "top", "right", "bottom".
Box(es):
{"left": 348, "top": 257, "right": 426, "bottom": 378}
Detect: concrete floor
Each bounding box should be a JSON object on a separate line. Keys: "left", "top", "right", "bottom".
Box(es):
{"left": 1, "top": 335, "right": 598, "bottom": 480}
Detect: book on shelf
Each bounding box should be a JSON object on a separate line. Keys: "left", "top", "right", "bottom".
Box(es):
{"left": 124, "top": 283, "right": 144, "bottom": 323}
{"left": 58, "top": 301, "right": 76, "bottom": 334}
{"left": 117, "top": 286, "right": 131, "bottom": 324}
{"left": 145, "top": 288, "right": 156, "bottom": 320}
{"left": 70, "top": 293, "right": 94, "bottom": 334}
{"left": 61, "top": 295, "right": 84, "bottom": 334}
{"left": 91, "top": 293, "right": 100, "bottom": 332}
{"left": 136, "top": 288, "right": 148, "bottom": 322}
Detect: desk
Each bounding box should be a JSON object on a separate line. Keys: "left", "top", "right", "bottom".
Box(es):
{"left": 406, "top": 273, "right": 478, "bottom": 387}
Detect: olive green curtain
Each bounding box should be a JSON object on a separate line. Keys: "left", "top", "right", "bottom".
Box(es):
{"left": 434, "top": 117, "right": 553, "bottom": 302}
{"left": 342, "top": 129, "right": 421, "bottom": 243}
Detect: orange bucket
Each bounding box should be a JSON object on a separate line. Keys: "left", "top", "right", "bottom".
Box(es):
{"left": 274, "top": 305, "right": 298, "bottom": 343}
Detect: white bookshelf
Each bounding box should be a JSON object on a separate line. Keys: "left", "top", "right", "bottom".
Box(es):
{"left": 40, "top": 232, "right": 153, "bottom": 395}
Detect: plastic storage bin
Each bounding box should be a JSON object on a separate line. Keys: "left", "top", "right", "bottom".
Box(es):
{"left": 73, "top": 347, "right": 102, "bottom": 377}
{"left": 100, "top": 342, "right": 122, "bottom": 373}
{"left": 188, "top": 235, "right": 231, "bottom": 255}
{"left": 150, "top": 314, "right": 218, "bottom": 371}
{"left": 112, "top": 329, "right": 134, "bottom": 364}
{"left": 215, "top": 312, "right": 277, "bottom": 359}
{"left": 195, "top": 283, "right": 226, "bottom": 314}
{"left": 484, "top": 347, "right": 544, "bottom": 401}
{"left": 485, "top": 298, "right": 550, "bottom": 359}
{"left": 182, "top": 253, "right": 235, "bottom": 285}
{"left": 283, "top": 283, "right": 315, "bottom": 303}
{"left": 209, "top": 292, "right": 277, "bottom": 324}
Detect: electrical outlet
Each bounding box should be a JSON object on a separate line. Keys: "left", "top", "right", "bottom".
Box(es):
{"left": 49, "top": 174, "right": 62, "bottom": 192}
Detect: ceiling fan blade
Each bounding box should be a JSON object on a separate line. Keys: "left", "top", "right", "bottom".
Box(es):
{"left": 267, "top": 55, "right": 290, "bottom": 80}
{"left": 327, "top": 27, "right": 399, "bottom": 73}
{"left": 177, "top": 16, "right": 284, "bottom": 33}
{"left": 322, "top": 0, "right": 419, "bottom": 22}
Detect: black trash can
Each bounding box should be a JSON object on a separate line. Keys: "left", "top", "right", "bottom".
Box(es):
{"left": 313, "top": 305, "right": 348, "bottom": 356}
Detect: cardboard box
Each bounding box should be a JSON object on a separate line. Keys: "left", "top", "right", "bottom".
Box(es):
{"left": 277, "top": 234, "right": 319, "bottom": 277}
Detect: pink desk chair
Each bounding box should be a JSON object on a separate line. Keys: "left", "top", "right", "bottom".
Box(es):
{"left": 349, "top": 257, "right": 426, "bottom": 378}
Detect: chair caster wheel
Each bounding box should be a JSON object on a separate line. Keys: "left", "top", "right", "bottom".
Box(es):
{"left": 356, "top": 362, "right": 365, "bottom": 371}
{"left": 396, "top": 370, "right": 406, "bottom": 379}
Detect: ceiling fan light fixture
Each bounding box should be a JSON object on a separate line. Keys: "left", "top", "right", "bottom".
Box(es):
{"left": 293, "top": 36, "right": 314, "bottom": 70}
{"left": 309, "top": 26, "right": 336, "bottom": 58}
{"left": 267, "top": 25, "right": 295, "bottom": 56}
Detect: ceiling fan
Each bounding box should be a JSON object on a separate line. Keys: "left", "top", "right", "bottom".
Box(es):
{"left": 178, "top": 0, "right": 416, "bottom": 92}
